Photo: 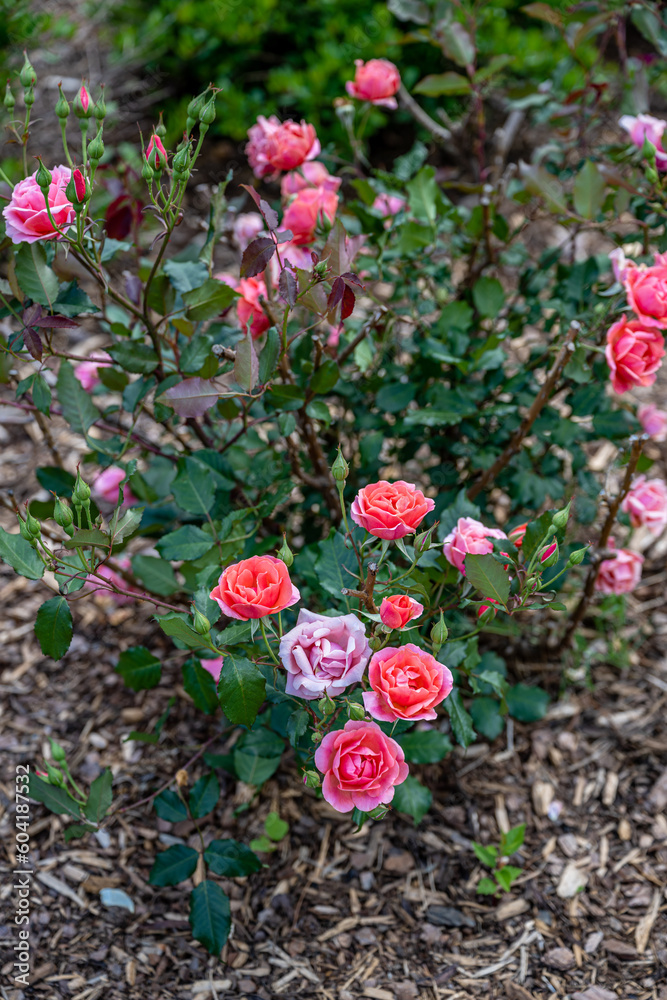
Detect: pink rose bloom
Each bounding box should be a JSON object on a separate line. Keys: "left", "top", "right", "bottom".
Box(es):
{"left": 373, "top": 193, "right": 407, "bottom": 217}
{"left": 209, "top": 555, "right": 300, "bottom": 620}
{"left": 279, "top": 609, "right": 370, "bottom": 699}
{"left": 281, "top": 161, "right": 341, "bottom": 197}
{"left": 638, "top": 403, "right": 667, "bottom": 442}
{"left": 246, "top": 115, "right": 282, "bottom": 178}
{"left": 246, "top": 115, "right": 320, "bottom": 177}
{"left": 609, "top": 247, "right": 631, "bottom": 284}
{"left": 624, "top": 260, "right": 667, "bottom": 329}
{"left": 346, "top": 59, "right": 401, "bottom": 110}
{"left": 605, "top": 315, "right": 665, "bottom": 394}
{"left": 3, "top": 164, "right": 75, "bottom": 244}
{"left": 201, "top": 656, "right": 223, "bottom": 683}
{"left": 283, "top": 187, "right": 339, "bottom": 245}
{"left": 314, "top": 719, "right": 409, "bottom": 813}
{"left": 232, "top": 212, "right": 264, "bottom": 250}
{"left": 442, "top": 517, "right": 507, "bottom": 575}
{"left": 621, "top": 475, "right": 667, "bottom": 535}
{"left": 270, "top": 239, "right": 315, "bottom": 281}
{"left": 86, "top": 557, "right": 137, "bottom": 605}
{"left": 619, "top": 113, "right": 667, "bottom": 170}
{"left": 92, "top": 466, "right": 138, "bottom": 506}
{"left": 351, "top": 480, "right": 434, "bottom": 541}
{"left": 363, "top": 643, "right": 453, "bottom": 722}
{"left": 379, "top": 594, "right": 423, "bottom": 630}
{"left": 74, "top": 351, "right": 112, "bottom": 391}
{"left": 595, "top": 546, "right": 644, "bottom": 595}
{"left": 236, "top": 276, "right": 272, "bottom": 338}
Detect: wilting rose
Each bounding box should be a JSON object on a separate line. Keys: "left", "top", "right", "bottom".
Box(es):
{"left": 442, "top": 517, "right": 507, "bottom": 574}
{"left": 379, "top": 595, "right": 423, "bottom": 630}
{"left": 351, "top": 480, "right": 434, "bottom": 540}
{"left": 92, "top": 466, "right": 137, "bottom": 506}
{"left": 281, "top": 161, "right": 341, "bottom": 197}
{"left": 232, "top": 212, "right": 264, "bottom": 250}
{"left": 3, "top": 165, "right": 75, "bottom": 244}
{"left": 508, "top": 522, "right": 527, "bottom": 548}
{"left": 595, "top": 545, "right": 644, "bottom": 595}
{"left": 282, "top": 187, "right": 339, "bottom": 245}
{"left": 638, "top": 403, "right": 667, "bottom": 442}
{"left": 346, "top": 59, "right": 401, "bottom": 109}
{"left": 619, "top": 113, "right": 667, "bottom": 169}
{"left": 314, "top": 720, "right": 409, "bottom": 813}
{"left": 210, "top": 555, "right": 300, "bottom": 620}
{"left": 74, "top": 351, "right": 112, "bottom": 391}
{"left": 279, "top": 609, "right": 370, "bottom": 699}
{"left": 621, "top": 475, "right": 667, "bottom": 535}
{"left": 363, "top": 643, "right": 453, "bottom": 722}
{"left": 236, "top": 276, "right": 272, "bottom": 338}
{"left": 86, "top": 557, "right": 138, "bottom": 604}
{"left": 605, "top": 315, "right": 665, "bottom": 393}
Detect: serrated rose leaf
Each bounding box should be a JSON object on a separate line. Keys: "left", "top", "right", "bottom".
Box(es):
{"left": 23, "top": 328, "right": 43, "bottom": 360}
{"left": 259, "top": 199, "right": 279, "bottom": 230}
{"left": 234, "top": 335, "right": 258, "bottom": 392}
{"left": 278, "top": 267, "right": 297, "bottom": 307}
{"left": 161, "top": 378, "right": 223, "bottom": 417}
{"left": 240, "top": 237, "right": 276, "bottom": 278}
{"left": 33, "top": 315, "right": 79, "bottom": 328}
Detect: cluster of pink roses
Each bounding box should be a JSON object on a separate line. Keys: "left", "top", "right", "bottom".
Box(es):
{"left": 606, "top": 247, "right": 666, "bottom": 394}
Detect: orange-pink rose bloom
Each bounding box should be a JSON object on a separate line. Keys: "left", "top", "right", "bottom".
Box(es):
{"left": 210, "top": 555, "right": 300, "bottom": 620}
{"left": 346, "top": 59, "right": 401, "bottom": 110}
{"left": 605, "top": 315, "right": 664, "bottom": 394}
{"left": 351, "top": 480, "right": 434, "bottom": 540}
{"left": 363, "top": 643, "right": 453, "bottom": 722}
{"left": 379, "top": 594, "right": 423, "bottom": 630}
{"left": 236, "top": 276, "right": 272, "bottom": 338}
{"left": 283, "top": 187, "right": 339, "bottom": 245}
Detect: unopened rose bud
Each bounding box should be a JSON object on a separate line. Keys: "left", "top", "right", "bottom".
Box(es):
{"left": 369, "top": 635, "right": 383, "bottom": 651}
{"left": 430, "top": 614, "right": 448, "bottom": 646}
{"left": 175, "top": 769, "right": 189, "bottom": 788}
{"left": 318, "top": 693, "right": 336, "bottom": 716}
{"left": 172, "top": 138, "right": 191, "bottom": 180}
{"left": 276, "top": 534, "right": 294, "bottom": 567}
{"left": 192, "top": 607, "right": 211, "bottom": 635}
{"left": 19, "top": 52, "right": 36, "bottom": 89}
{"left": 146, "top": 133, "right": 168, "bottom": 171}
{"left": 642, "top": 136, "right": 657, "bottom": 163}
{"left": 24, "top": 508, "right": 40, "bottom": 538}
{"left": 54, "top": 83, "right": 69, "bottom": 119}
{"left": 66, "top": 168, "right": 88, "bottom": 206}
{"left": 303, "top": 769, "right": 321, "bottom": 788}
{"left": 18, "top": 517, "right": 37, "bottom": 545}
{"left": 551, "top": 502, "right": 571, "bottom": 531}
{"left": 186, "top": 92, "right": 206, "bottom": 131}
{"left": 508, "top": 522, "right": 527, "bottom": 548}
{"left": 348, "top": 702, "right": 366, "bottom": 721}
{"left": 567, "top": 546, "right": 588, "bottom": 567}
{"left": 54, "top": 496, "right": 74, "bottom": 529}
{"left": 72, "top": 470, "right": 91, "bottom": 503}
{"left": 49, "top": 737, "right": 67, "bottom": 762}
{"left": 478, "top": 601, "right": 498, "bottom": 624}
{"left": 45, "top": 762, "right": 65, "bottom": 787}
{"left": 646, "top": 164, "right": 659, "bottom": 184}
{"left": 142, "top": 160, "right": 155, "bottom": 182}
{"left": 368, "top": 803, "right": 390, "bottom": 820}
{"left": 313, "top": 260, "right": 328, "bottom": 277}
{"left": 331, "top": 447, "right": 349, "bottom": 483}
{"left": 73, "top": 81, "right": 92, "bottom": 119}
{"left": 311, "top": 730, "right": 323, "bottom": 744}
{"left": 199, "top": 93, "right": 216, "bottom": 126}
{"left": 93, "top": 86, "right": 106, "bottom": 121}
{"left": 35, "top": 158, "right": 52, "bottom": 192}
{"left": 156, "top": 111, "right": 167, "bottom": 138}
{"left": 539, "top": 540, "right": 559, "bottom": 568}
{"left": 414, "top": 524, "right": 435, "bottom": 555}
{"left": 87, "top": 133, "right": 105, "bottom": 162}
{"left": 4, "top": 81, "right": 15, "bottom": 113}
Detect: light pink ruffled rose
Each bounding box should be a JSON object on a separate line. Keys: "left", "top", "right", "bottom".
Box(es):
{"left": 346, "top": 59, "right": 401, "bottom": 110}
{"left": 86, "top": 557, "right": 138, "bottom": 605}
{"left": 74, "top": 351, "right": 112, "bottom": 391}
{"left": 379, "top": 594, "right": 423, "bottom": 630}
{"left": 605, "top": 315, "right": 665, "bottom": 394}
{"left": 621, "top": 475, "right": 667, "bottom": 535}
{"left": 442, "top": 517, "right": 507, "bottom": 575}
{"left": 351, "top": 480, "right": 434, "bottom": 540}
{"left": 638, "top": 403, "right": 667, "bottom": 442}
{"left": 314, "top": 719, "right": 409, "bottom": 813}
{"left": 246, "top": 115, "right": 320, "bottom": 178}
{"left": 619, "top": 113, "right": 667, "bottom": 170}
{"left": 281, "top": 161, "right": 341, "bottom": 198}
{"left": 236, "top": 275, "right": 272, "bottom": 338}
{"left": 209, "top": 555, "right": 300, "bottom": 620}
{"left": 3, "top": 164, "right": 75, "bottom": 244}
{"left": 595, "top": 544, "right": 644, "bottom": 595}
{"left": 278, "top": 609, "right": 370, "bottom": 699}
{"left": 92, "top": 466, "right": 138, "bottom": 506}
{"left": 363, "top": 643, "right": 453, "bottom": 722}
{"left": 282, "top": 187, "right": 339, "bottom": 245}
{"left": 232, "top": 212, "right": 264, "bottom": 250}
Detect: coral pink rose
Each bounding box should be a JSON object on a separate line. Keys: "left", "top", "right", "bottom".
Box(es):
{"left": 442, "top": 517, "right": 507, "bottom": 574}
{"left": 93, "top": 466, "right": 137, "bottom": 506}
{"left": 283, "top": 187, "right": 339, "bottom": 245}
{"left": 246, "top": 115, "right": 282, "bottom": 178}
{"left": 508, "top": 522, "right": 527, "bottom": 548}
{"left": 314, "top": 719, "right": 409, "bottom": 813}
{"left": 623, "top": 259, "right": 667, "bottom": 329}
{"left": 621, "top": 475, "right": 667, "bottom": 535}
{"left": 638, "top": 403, "right": 667, "bottom": 442}
{"left": 74, "top": 351, "right": 112, "bottom": 391}
{"left": 379, "top": 594, "right": 423, "bottom": 630}
{"left": 3, "top": 164, "right": 75, "bottom": 244}
{"left": 346, "top": 59, "right": 401, "bottom": 110}
{"left": 619, "top": 113, "right": 667, "bottom": 170}
{"left": 595, "top": 545, "right": 644, "bottom": 595}
{"left": 281, "top": 161, "right": 341, "bottom": 197}
{"left": 279, "top": 609, "right": 370, "bottom": 699}
{"left": 232, "top": 212, "right": 264, "bottom": 250}
{"left": 236, "top": 276, "right": 272, "bottom": 338}
{"left": 209, "top": 555, "right": 300, "bottom": 620}
{"left": 605, "top": 315, "right": 665, "bottom": 393}
{"left": 246, "top": 115, "right": 320, "bottom": 177}
{"left": 86, "top": 557, "right": 138, "bottom": 605}
{"left": 363, "top": 643, "right": 453, "bottom": 722}
{"left": 351, "top": 480, "right": 434, "bottom": 540}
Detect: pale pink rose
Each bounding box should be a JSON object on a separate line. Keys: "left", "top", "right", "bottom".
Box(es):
{"left": 3, "top": 165, "right": 75, "bottom": 244}
{"left": 363, "top": 643, "right": 453, "bottom": 722}
{"left": 605, "top": 315, "right": 665, "bottom": 394}
{"left": 201, "top": 657, "right": 223, "bottom": 683}
{"left": 638, "top": 403, "right": 667, "bottom": 442}
{"left": 232, "top": 212, "right": 264, "bottom": 250}
{"left": 346, "top": 59, "right": 401, "bottom": 110}
{"left": 236, "top": 275, "right": 272, "bottom": 338}
{"left": 73, "top": 351, "right": 112, "bottom": 391}
{"left": 621, "top": 475, "right": 667, "bottom": 534}
{"left": 595, "top": 545, "right": 644, "bottom": 595}
{"left": 278, "top": 609, "right": 370, "bottom": 699}
{"left": 86, "top": 557, "right": 138, "bottom": 604}
{"left": 609, "top": 247, "right": 631, "bottom": 283}
{"left": 314, "top": 719, "right": 409, "bottom": 813}
{"left": 92, "top": 466, "right": 138, "bottom": 506}
{"left": 619, "top": 113, "right": 667, "bottom": 170}
{"left": 372, "top": 193, "right": 407, "bottom": 217}
{"left": 351, "top": 480, "right": 435, "bottom": 540}
{"left": 624, "top": 260, "right": 667, "bottom": 329}
{"left": 442, "top": 517, "right": 507, "bottom": 575}
{"left": 209, "top": 555, "right": 300, "bottom": 620}
{"left": 283, "top": 187, "right": 339, "bottom": 245}
{"left": 246, "top": 115, "right": 320, "bottom": 178}
{"left": 281, "top": 161, "right": 341, "bottom": 197}
{"left": 379, "top": 594, "right": 423, "bottom": 630}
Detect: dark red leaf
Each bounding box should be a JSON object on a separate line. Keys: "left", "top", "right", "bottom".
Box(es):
{"left": 22, "top": 304, "right": 42, "bottom": 327}
{"left": 259, "top": 199, "right": 279, "bottom": 231}
{"left": 33, "top": 315, "right": 79, "bottom": 329}
{"left": 105, "top": 193, "right": 144, "bottom": 240}
{"left": 310, "top": 251, "right": 320, "bottom": 265}
{"left": 240, "top": 237, "right": 277, "bottom": 278}
{"left": 23, "top": 328, "right": 43, "bottom": 361}
{"left": 341, "top": 271, "right": 364, "bottom": 288}
{"left": 341, "top": 285, "right": 356, "bottom": 320}
{"left": 278, "top": 267, "right": 297, "bottom": 308}
{"left": 240, "top": 184, "right": 262, "bottom": 208}
{"left": 327, "top": 276, "right": 345, "bottom": 311}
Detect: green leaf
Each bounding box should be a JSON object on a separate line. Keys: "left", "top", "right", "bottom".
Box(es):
{"left": 64, "top": 823, "right": 95, "bottom": 841}
{"left": 392, "top": 775, "right": 432, "bottom": 825}
{"left": 172, "top": 457, "right": 216, "bottom": 515}
{"left": 218, "top": 654, "right": 266, "bottom": 728}
{"left": 315, "top": 529, "right": 359, "bottom": 607}
{"left": 506, "top": 683, "right": 549, "bottom": 722}
{"left": 265, "top": 811, "right": 289, "bottom": 841}
{"left": 398, "top": 730, "right": 452, "bottom": 764}
{"left": 495, "top": 866, "right": 521, "bottom": 892}
{"left": 15, "top": 243, "right": 59, "bottom": 306}
{"left": 34, "top": 596, "right": 73, "bottom": 660}
{"left": 500, "top": 824, "right": 526, "bottom": 857}
{"left": 476, "top": 876, "right": 499, "bottom": 895}
{"left": 414, "top": 72, "right": 471, "bottom": 96}
{"left": 444, "top": 688, "right": 475, "bottom": 747}
{"left": 31, "top": 373, "right": 52, "bottom": 415}
{"left": 469, "top": 697, "right": 505, "bottom": 740}
{"left": 406, "top": 166, "right": 438, "bottom": 225}
{"left": 36, "top": 466, "right": 76, "bottom": 496}
{"left": 573, "top": 159, "right": 605, "bottom": 220}
{"left": 132, "top": 555, "right": 179, "bottom": 596}
{"left": 233, "top": 749, "right": 281, "bottom": 786}
{"left": 286, "top": 708, "right": 309, "bottom": 747}
{"left": 310, "top": 359, "right": 339, "bottom": 394}
{"left": 157, "top": 525, "right": 214, "bottom": 561}
{"left": 83, "top": 769, "right": 113, "bottom": 824}
{"left": 154, "top": 790, "right": 188, "bottom": 823}
{"left": 56, "top": 360, "right": 98, "bottom": 433}
{"left": 28, "top": 774, "right": 82, "bottom": 819}
{"left": 258, "top": 327, "right": 280, "bottom": 384}
{"left": 108, "top": 506, "right": 144, "bottom": 544}
{"left": 439, "top": 18, "right": 475, "bottom": 66}
{"left": 204, "top": 839, "right": 262, "bottom": 877}
{"left": 465, "top": 554, "right": 510, "bottom": 606}
{"left": 163, "top": 258, "right": 209, "bottom": 293}
{"left": 149, "top": 844, "right": 199, "bottom": 886}
{"left": 63, "top": 528, "right": 109, "bottom": 549}
{"left": 157, "top": 613, "right": 206, "bottom": 649}
{"left": 189, "top": 772, "right": 220, "bottom": 819}
{"left": 115, "top": 646, "right": 162, "bottom": 691}
{"left": 189, "top": 880, "right": 231, "bottom": 955}
{"left": 108, "top": 342, "right": 159, "bottom": 374}
{"left": 183, "top": 278, "right": 237, "bottom": 321}
{"left": 0, "top": 526, "right": 44, "bottom": 580}
{"left": 234, "top": 333, "right": 258, "bottom": 392}
{"left": 473, "top": 842, "right": 498, "bottom": 867}
{"left": 182, "top": 658, "right": 219, "bottom": 714}
{"left": 472, "top": 277, "right": 505, "bottom": 319}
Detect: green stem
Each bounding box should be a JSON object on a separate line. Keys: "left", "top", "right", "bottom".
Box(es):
{"left": 260, "top": 618, "right": 280, "bottom": 665}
